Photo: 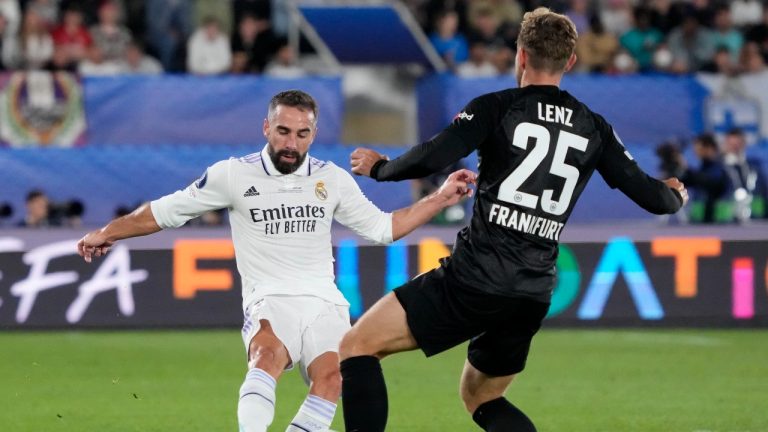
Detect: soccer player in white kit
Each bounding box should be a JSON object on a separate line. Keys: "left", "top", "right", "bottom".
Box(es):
{"left": 76, "top": 90, "right": 477, "bottom": 432}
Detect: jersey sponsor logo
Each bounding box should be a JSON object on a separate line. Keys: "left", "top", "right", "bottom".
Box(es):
{"left": 249, "top": 204, "right": 326, "bottom": 222}
{"left": 250, "top": 204, "right": 326, "bottom": 235}
{"left": 453, "top": 111, "right": 474, "bottom": 122}
{"left": 315, "top": 181, "right": 328, "bottom": 200}
{"left": 194, "top": 171, "right": 208, "bottom": 189}
{"left": 488, "top": 203, "right": 565, "bottom": 241}
{"left": 243, "top": 186, "right": 260, "bottom": 197}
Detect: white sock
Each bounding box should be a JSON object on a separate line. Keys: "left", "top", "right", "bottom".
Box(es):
{"left": 238, "top": 368, "right": 277, "bottom": 432}
{"left": 285, "top": 394, "right": 337, "bottom": 432}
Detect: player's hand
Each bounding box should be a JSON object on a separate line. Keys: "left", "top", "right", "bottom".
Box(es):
{"left": 664, "top": 177, "right": 689, "bottom": 206}
{"left": 436, "top": 169, "right": 477, "bottom": 206}
{"left": 77, "top": 230, "right": 114, "bottom": 263}
{"left": 350, "top": 148, "right": 388, "bottom": 177}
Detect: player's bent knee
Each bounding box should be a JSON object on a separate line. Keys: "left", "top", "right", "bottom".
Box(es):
{"left": 248, "top": 345, "right": 286, "bottom": 374}
{"left": 311, "top": 369, "right": 342, "bottom": 400}
{"left": 339, "top": 329, "right": 380, "bottom": 360}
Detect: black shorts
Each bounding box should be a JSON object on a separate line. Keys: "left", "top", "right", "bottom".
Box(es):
{"left": 394, "top": 265, "right": 550, "bottom": 377}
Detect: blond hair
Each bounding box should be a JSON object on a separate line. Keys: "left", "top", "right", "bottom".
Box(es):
{"left": 517, "top": 8, "right": 578, "bottom": 73}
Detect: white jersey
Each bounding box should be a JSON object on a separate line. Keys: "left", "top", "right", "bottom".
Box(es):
{"left": 151, "top": 145, "right": 393, "bottom": 308}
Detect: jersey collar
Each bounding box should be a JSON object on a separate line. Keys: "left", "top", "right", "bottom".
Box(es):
{"left": 260, "top": 145, "right": 312, "bottom": 177}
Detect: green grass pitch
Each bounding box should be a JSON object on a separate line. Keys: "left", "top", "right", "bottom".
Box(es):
{"left": 1, "top": 329, "right": 766, "bottom": 431}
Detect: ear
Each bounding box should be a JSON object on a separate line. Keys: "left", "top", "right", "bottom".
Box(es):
{"left": 564, "top": 53, "right": 577, "bottom": 72}
{"left": 262, "top": 118, "right": 269, "bottom": 138}
{"left": 516, "top": 48, "right": 526, "bottom": 70}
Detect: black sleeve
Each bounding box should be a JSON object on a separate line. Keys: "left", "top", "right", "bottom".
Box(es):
{"left": 616, "top": 171, "right": 683, "bottom": 214}
{"left": 373, "top": 93, "right": 501, "bottom": 181}
{"left": 595, "top": 115, "right": 682, "bottom": 214}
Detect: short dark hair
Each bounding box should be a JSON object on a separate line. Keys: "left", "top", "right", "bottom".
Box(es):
{"left": 26, "top": 189, "right": 46, "bottom": 203}
{"left": 695, "top": 133, "right": 718, "bottom": 150}
{"left": 268, "top": 90, "right": 318, "bottom": 123}
{"left": 726, "top": 127, "right": 744, "bottom": 137}
{"left": 517, "top": 8, "right": 578, "bottom": 73}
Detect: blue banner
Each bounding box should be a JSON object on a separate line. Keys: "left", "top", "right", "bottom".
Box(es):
{"left": 83, "top": 75, "right": 343, "bottom": 146}
{"left": 417, "top": 73, "right": 710, "bottom": 145}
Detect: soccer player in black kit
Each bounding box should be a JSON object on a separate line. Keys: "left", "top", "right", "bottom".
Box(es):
{"left": 339, "top": 7, "right": 689, "bottom": 432}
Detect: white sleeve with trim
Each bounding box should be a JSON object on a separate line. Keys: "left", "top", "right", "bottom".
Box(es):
{"left": 333, "top": 166, "right": 393, "bottom": 244}
{"left": 150, "top": 160, "right": 232, "bottom": 229}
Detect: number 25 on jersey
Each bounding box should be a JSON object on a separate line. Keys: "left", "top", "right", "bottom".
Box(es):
{"left": 498, "top": 122, "right": 588, "bottom": 216}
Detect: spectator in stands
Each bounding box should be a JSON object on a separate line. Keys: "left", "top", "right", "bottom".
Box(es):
{"left": 187, "top": 15, "right": 231, "bottom": 75}
{"left": 0, "top": 0, "right": 20, "bottom": 37}
{"left": 429, "top": 10, "right": 469, "bottom": 69}
{"left": 467, "top": 0, "right": 522, "bottom": 30}
{"left": 740, "top": 41, "right": 767, "bottom": 74}
{"left": 490, "top": 45, "right": 515, "bottom": 74}
{"left": 18, "top": 8, "right": 53, "bottom": 69}
{"left": 730, "top": 0, "right": 763, "bottom": 28}
{"left": 264, "top": 39, "right": 305, "bottom": 78}
{"left": 700, "top": 45, "right": 737, "bottom": 75}
{"left": 667, "top": 13, "right": 715, "bottom": 73}
{"left": 193, "top": 0, "right": 232, "bottom": 36}
{"left": 233, "top": 0, "right": 272, "bottom": 29}
{"left": 620, "top": 6, "right": 664, "bottom": 71}
{"left": 230, "top": 12, "right": 279, "bottom": 74}
{"left": 722, "top": 128, "right": 768, "bottom": 221}
{"left": 711, "top": 6, "right": 743, "bottom": 64}
{"left": 599, "top": 0, "right": 632, "bottom": 36}
{"left": 78, "top": 43, "right": 121, "bottom": 75}
{"left": 19, "top": 189, "right": 51, "bottom": 228}
{"left": 575, "top": 14, "right": 619, "bottom": 73}
{"left": 45, "top": 44, "right": 76, "bottom": 71}
{"left": 51, "top": 7, "right": 91, "bottom": 66}
{"left": 745, "top": 8, "right": 768, "bottom": 62}
{"left": 120, "top": 41, "right": 162, "bottom": 74}
{"left": 680, "top": 133, "right": 729, "bottom": 223}
{"left": 26, "top": 0, "right": 58, "bottom": 28}
{"left": 456, "top": 40, "right": 497, "bottom": 77}
{"left": 0, "top": 12, "right": 19, "bottom": 69}
{"left": 90, "top": 0, "right": 132, "bottom": 63}
{"left": 467, "top": 5, "right": 509, "bottom": 50}
{"left": 422, "top": 0, "right": 469, "bottom": 35}
{"left": 565, "top": 0, "right": 590, "bottom": 35}
{"left": 145, "top": 0, "right": 192, "bottom": 71}
{"left": 648, "top": 0, "right": 687, "bottom": 34}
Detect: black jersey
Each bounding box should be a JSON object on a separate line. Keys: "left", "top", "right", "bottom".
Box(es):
{"left": 373, "top": 85, "right": 683, "bottom": 301}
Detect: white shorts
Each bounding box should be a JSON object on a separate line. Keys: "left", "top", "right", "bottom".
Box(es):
{"left": 241, "top": 295, "right": 350, "bottom": 378}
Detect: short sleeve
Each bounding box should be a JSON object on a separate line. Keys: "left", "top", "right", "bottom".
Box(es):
{"left": 333, "top": 166, "right": 393, "bottom": 244}
{"left": 151, "top": 159, "right": 232, "bottom": 228}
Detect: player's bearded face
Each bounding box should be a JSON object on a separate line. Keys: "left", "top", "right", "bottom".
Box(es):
{"left": 267, "top": 144, "right": 307, "bottom": 174}
{"left": 264, "top": 105, "right": 316, "bottom": 174}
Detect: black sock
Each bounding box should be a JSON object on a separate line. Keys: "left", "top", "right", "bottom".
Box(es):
{"left": 472, "top": 397, "right": 537, "bottom": 432}
{"left": 340, "top": 355, "right": 388, "bottom": 432}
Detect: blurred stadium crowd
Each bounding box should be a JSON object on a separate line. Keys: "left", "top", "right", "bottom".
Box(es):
{"left": 418, "top": 0, "right": 768, "bottom": 76}
{"left": 0, "top": 0, "right": 304, "bottom": 76}
{"left": 1, "top": 0, "right": 768, "bottom": 77}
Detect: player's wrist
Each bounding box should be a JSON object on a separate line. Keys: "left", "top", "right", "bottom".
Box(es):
{"left": 370, "top": 159, "right": 388, "bottom": 180}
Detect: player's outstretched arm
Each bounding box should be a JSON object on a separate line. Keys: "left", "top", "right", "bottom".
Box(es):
{"left": 350, "top": 131, "right": 476, "bottom": 181}
{"left": 391, "top": 169, "right": 477, "bottom": 240}
{"left": 77, "top": 203, "right": 161, "bottom": 263}
{"left": 616, "top": 174, "right": 688, "bottom": 215}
